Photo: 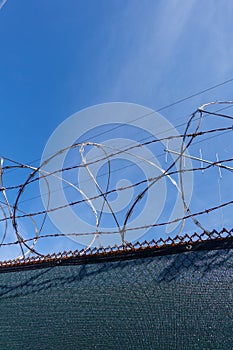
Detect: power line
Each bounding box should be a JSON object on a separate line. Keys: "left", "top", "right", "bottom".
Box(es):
{"left": 1, "top": 124, "right": 232, "bottom": 192}
{"left": 2, "top": 123, "right": 232, "bottom": 194}
{"left": 1, "top": 127, "right": 232, "bottom": 218}
{"left": 3, "top": 76, "right": 233, "bottom": 171}
{"left": 1, "top": 101, "right": 233, "bottom": 259}
{"left": 1, "top": 153, "right": 232, "bottom": 223}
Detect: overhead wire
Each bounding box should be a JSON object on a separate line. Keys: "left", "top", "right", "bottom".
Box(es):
{"left": 0, "top": 101, "right": 233, "bottom": 258}
{"left": 3, "top": 75, "right": 233, "bottom": 174}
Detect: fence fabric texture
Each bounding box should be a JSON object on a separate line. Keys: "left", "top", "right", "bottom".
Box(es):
{"left": 0, "top": 244, "right": 232, "bottom": 350}
{"left": 0, "top": 101, "right": 232, "bottom": 348}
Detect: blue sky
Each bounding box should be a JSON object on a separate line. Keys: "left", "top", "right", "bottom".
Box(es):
{"left": 1, "top": 0, "right": 233, "bottom": 162}
{"left": 0, "top": 0, "right": 233, "bottom": 258}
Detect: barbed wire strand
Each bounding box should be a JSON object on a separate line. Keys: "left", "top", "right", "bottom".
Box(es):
{"left": 0, "top": 101, "right": 233, "bottom": 258}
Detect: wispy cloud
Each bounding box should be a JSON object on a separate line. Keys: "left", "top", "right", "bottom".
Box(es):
{"left": 103, "top": 0, "right": 196, "bottom": 101}
{"left": 0, "top": 0, "right": 7, "bottom": 10}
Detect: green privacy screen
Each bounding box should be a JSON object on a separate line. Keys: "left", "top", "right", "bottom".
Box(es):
{"left": 0, "top": 238, "right": 232, "bottom": 350}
